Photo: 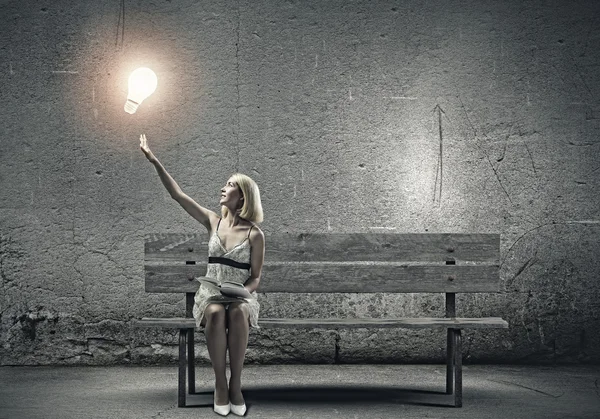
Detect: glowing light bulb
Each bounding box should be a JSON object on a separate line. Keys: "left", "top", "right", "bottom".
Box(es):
{"left": 124, "top": 67, "right": 157, "bottom": 114}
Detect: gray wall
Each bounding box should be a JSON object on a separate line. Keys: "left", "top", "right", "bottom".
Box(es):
{"left": 1, "top": 0, "right": 599, "bottom": 365}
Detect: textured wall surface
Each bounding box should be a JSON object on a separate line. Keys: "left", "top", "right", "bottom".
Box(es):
{"left": 1, "top": 0, "right": 599, "bottom": 365}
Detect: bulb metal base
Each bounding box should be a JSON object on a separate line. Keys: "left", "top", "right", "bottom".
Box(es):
{"left": 124, "top": 99, "right": 140, "bottom": 114}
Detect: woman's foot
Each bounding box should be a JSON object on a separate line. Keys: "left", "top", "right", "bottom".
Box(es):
{"left": 214, "top": 380, "right": 230, "bottom": 415}
{"left": 213, "top": 402, "right": 230, "bottom": 416}
{"left": 230, "top": 402, "right": 246, "bottom": 416}
{"left": 229, "top": 379, "right": 246, "bottom": 415}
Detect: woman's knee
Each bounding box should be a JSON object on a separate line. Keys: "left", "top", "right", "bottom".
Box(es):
{"left": 203, "top": 304, "right": 226, "bottom": 327}
{"left": 227, "top": 303, "right": 249, "bottom": 323}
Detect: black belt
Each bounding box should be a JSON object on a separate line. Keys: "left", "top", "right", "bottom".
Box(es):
{"left": 208, "top": 256, "right": 251, "bottom": 271}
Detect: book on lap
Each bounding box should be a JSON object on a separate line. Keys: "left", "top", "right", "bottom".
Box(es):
{"left": 220, "top": 281, "right": 253, "bottom": 299}
{"left": 199, "top": 278, "right": 254, "bottom": 300}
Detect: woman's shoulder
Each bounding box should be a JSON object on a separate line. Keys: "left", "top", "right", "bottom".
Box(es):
{"left": 207, "top": 216, "right": 221, "bottom": 238}
{"left": 248, "top": 223, "right": 264, "bottom": 241}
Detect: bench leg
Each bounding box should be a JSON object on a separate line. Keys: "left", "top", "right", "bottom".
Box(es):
{"left": 187, "top": 328, "right": 196, "bottom": 394}
{"left": 178, "top": 329, "right": 187, "bottom": 407}
{"left": 454, "top": 329, "right": 463, "bottom": 407}
{"left": 446, "top": 328, "right": 463, "bottom": 407}
{"left": 446, "top": 328, "right": 455, "bottom": 395}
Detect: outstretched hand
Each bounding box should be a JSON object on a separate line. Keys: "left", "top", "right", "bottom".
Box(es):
{"left": 140, "top": 134, "right": 157, "bottom": 163}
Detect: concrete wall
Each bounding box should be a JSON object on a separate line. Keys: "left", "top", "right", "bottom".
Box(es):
{"left": 1, "top": 0, "right": 599, "bottom": 365}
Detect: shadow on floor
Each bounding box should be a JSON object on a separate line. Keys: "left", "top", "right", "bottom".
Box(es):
{"left": 185, "top": 385, "right": 459, "bottom": 409}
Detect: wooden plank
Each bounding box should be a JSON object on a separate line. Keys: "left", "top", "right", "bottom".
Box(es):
{"left": 145, "top": 263, "right": 499, "bottom": 293}
{"left": 144, "top": 233, "right": 209, "bottom": 263}
{"left": 265, "top": 233, "right": 500, "bottom": 263}
{"left": 257, "top": 317, "right": 509, "bottom": 329}
{"left": 135, "top": 317, "right": 508, "bottom": 329}
{"left": 145, "top": 233, "right": 500, "bottom": 263}
{"left": 259, "top": 264, "right": 500, "bottom": 293}
{"left": 144, "top": 265, "right": 204, "bottom": 293}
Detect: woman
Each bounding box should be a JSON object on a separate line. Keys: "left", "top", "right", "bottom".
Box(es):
{"left": 140, "top": 134, "right": 265, "bottom": 416}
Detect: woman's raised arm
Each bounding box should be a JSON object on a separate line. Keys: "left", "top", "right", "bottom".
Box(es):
{"left": 140, "top": 134, "right": 219, "bottom": 231}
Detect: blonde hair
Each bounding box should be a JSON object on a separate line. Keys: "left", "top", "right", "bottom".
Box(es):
{"left": 221, "top": 173, "right": 264, "bottom": 223}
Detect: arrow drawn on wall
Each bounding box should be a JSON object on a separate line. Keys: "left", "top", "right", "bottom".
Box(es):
{"left": 433, "top": 104, "right": 446, "bottom": 204}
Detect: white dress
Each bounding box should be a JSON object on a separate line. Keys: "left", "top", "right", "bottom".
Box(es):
{"left": 192, "top": 222, "right": 260, "bottom": 330}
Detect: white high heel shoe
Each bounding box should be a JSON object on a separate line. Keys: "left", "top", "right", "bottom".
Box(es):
{"left": 213, "top": 402, "right": 231, "bottom": 416}
{"left": 230, "top": 402, "right": 247, "bottom": 416}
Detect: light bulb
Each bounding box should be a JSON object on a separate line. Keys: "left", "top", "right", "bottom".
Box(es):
{"left": 124, "top": 67, "right": 157, "bottom": 114}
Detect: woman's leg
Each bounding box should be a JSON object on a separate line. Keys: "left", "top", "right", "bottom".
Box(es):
{"left": 226, "top": 301, "right": 250, "bottom": 405}
{"left": 201, "top": 303, "right": 229, "bottom": 405}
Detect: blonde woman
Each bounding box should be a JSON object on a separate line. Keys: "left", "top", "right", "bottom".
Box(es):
{"left": 140, "top": 134, "right": 265, "bottom": 416}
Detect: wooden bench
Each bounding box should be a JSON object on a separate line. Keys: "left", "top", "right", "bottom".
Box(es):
{"left": 136, "top": 232, "right": 508, "bottom": 408}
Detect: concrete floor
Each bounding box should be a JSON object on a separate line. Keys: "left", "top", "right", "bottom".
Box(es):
{"left": 0, "top": 364, "right": 599, "bottom": 419}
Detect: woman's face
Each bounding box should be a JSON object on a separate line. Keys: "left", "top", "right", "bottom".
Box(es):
{"left": 220, "top": 178, "right": 243, "bottom": 208}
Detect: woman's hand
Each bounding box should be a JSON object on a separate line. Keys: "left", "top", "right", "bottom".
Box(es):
{"left": 140, "top": 134, "right": 157, "bottom": 163}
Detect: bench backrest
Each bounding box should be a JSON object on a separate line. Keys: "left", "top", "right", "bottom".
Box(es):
{"left": 144, "top": 233, "right": 500, "bottom": 294}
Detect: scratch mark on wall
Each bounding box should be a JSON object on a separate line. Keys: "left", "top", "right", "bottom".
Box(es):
{"left": 386, "top": 96, "right": 418, "bottom": 100}
{"left": 579, "top": 12, "right": 597, "bottom": 58}
{"left": 565, "top": 220, "right": 600, "bottom": 224}
{"left": 51, "top": 71, "right": 79, "bottom": 74}
{"left": 501, "top": 222, "right": 555, "bottom": 267}
{"left": 458, "top": 96, "right": 513, "bottom": 204}
{"left": 507, "top": 255, "right": 536, "bottom": 288}
{"left": 501, "top": 219, "right": 599, "bottom": 268}
{"left": 496, "top": 124, "right": 513, "bottom": 163}
{"left": 9, "top": 62, "right": 14, "bottom": 75}
{"left": 115, "top": 0, "right": 125, "bottom": 50}
{"left": 524, "top": 143, "right": 537, "bottom": 174}
{"left": 315, "top": 54, "right": 318, "bottom": 68}
{"left": 432, "top": 104, "right": 445, "bottom": 204}
{"left": 572, "top": 60, "right": 594, "bottom": 98}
